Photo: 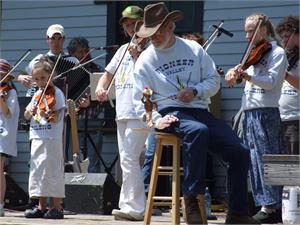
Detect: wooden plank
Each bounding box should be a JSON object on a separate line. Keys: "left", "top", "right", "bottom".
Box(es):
{"left": 204, "top": 1, "right": 297, "bottom": 10}
{"left": 265, "top": 178, "right": 300, "bottom": 186}
{"left": 204, "top": 6, "right": 299, "bottom": 21}
{"left": 3, "top": 1, "right": 93, "bottom": 9}
{"left": 2, "top": 16, "right": 106, "bottom": 31}
{"left": 263, "top": 154, "right": 300, "bottom": 162}
{"left": 1, "top": 27, "right": 107, "bottom": 41}
{"left": 3, "top": 5, "right": 106, "bottom": 19}
{"left": 264, "top": 154, "right": 300, "bottom": 186}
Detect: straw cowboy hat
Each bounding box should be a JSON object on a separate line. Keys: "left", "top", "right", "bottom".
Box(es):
{"left": 136, "top": 2, "right": 183, "bottom": 38}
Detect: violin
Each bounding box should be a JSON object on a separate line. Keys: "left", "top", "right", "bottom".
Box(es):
{"left": 35, "top": 86, "right": 57, "bottom": 122}
{"left": 134, "top": 36, "right": 149, "bottom": 52}
{"left": 141, "top": 86, "right": 157, "bottom": 127}
{"left": 33, "top": 53, "right": 61, "bottom": 122}
{"left": 236, "top": 40, "right": 271, "bottom": 83}
{"left": 0, "top": 83, "right": 12, "bottom": 98}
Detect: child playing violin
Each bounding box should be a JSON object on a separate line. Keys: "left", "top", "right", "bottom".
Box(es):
{"left": 225, "top": 13, "right": 288, "bottom": 223}
{"left": 24, "top": 56, "right": 65, "bottom": 219}
{"left": 0, "top": 59, "right": 20, "bottom": 217}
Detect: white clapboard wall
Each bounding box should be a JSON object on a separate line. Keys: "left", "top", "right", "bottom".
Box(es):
{"left": 0, "top": 0, "right": 115, "bottom": 192}
{"left": 203, "top": 0, "right": 299, "bottom": 196}
{"left": 1, "top": 0, "right": 107, "bottom": 96}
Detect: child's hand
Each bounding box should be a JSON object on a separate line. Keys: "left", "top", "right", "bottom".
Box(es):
{"left": 39, "top": 110, "right": 48, "bottom": 118}
{"left": 30, "top": 106, "right": 37, "bottom": 115}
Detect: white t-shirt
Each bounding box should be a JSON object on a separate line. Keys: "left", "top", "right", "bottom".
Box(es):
{"left": 132, "top": 37, "right": 220, "bottom": 125}
{"left": 105, "top": 43, "right": 138, "bottom": 120}
{"left": 279, "top": 59, "right": 300, "bottom": 121}
{"left": 27, "top": 86, "right": 65, "bottom": 140}
{"left": 241, "top": 41, "right": 287, "bottom": 110}
{"left": 0, "top": 89, "right": 20, "bottom": 157}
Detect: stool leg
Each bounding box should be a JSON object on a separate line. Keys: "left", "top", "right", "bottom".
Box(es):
{"left": 144, "top": 138, "right": 163, "bottom": 225}
{"left": 171, "top": 139, "right": 180, "bottom": 225}
{"left": 197, "top": 195, "right": 207, "bottom": 224}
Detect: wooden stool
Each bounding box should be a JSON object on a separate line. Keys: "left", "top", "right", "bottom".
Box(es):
{"left": 144, "top": 132, "right": 207, "bottom": 225}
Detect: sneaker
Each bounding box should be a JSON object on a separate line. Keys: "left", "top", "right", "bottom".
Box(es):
{"left": 225, "top": 213, "right": 261, "bottom": 224}
{"left": 152, "top": 207, "right": 162, "bottom": 216}
{"left": 43, "top": 208, "right": 64, "bottom": 219}
{"left": 0, "top": 206, "right": 4, "bottom": 217}
{"left": 112, "top": 209, "right": 143, "bottom": 221}
{"left": 252, "top": 210, "right": 277, "bottom": 224}
{"left": 182, "top": 195, "right": 202, "bottom": 224}
{"left": 24, "top": 207, "right": 45, "bottom": 218}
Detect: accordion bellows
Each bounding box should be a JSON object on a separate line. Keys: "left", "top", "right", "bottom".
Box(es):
{"left": 51, "top": 55, "right": 91, "bottom": 100}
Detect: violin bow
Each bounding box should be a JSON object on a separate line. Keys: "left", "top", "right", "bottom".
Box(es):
{"left": 0, "top": 49, "right": 32, "bottom": 84}
{"left": 240, "top": 18, "right": 263, "bottom": 67}
{"left": 229, "top": 18, "right": 264, "bottom": 84}
{"left": 35, "top": 53, "right": 62, "bottom": 107}
{"left": 152, "top": 94, "right": 177, "bottom": 103}
{"left": 105, "top": 33, "right": 137, "bottom": 106}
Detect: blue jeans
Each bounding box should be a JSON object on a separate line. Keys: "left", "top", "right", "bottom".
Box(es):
{"left": 158, "top": 107, "right": 250, "bottom": 215}
{"left": 142, "top": 133, "right": 156, "bottom": 193}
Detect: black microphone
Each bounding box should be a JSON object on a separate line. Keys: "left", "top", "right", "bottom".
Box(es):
{"left": 212, "top": 25, "right": 234, "bottom": 37}
{"left": 95, "top": 45, "right": 120, "bottom": 51}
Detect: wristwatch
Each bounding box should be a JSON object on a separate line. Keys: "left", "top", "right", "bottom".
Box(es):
{"left": 192, "top": 87, "right": 198, "bottom": 97}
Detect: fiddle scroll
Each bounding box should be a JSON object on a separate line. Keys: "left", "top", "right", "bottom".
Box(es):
{"left": 141, "top": 86, "right": 157, "bottom": 127}
{"left": 0, "top": 83, "right": 12, "bottom": 98}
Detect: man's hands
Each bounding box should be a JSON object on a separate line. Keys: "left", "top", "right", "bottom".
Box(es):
{"left": 95, "top": 87, "right": 108, "bottom": 102}
{"left": 156, "top": 114, "right": 179, "bottom": 130}
{"left": 225, "top": 64, "right": 251, "bottom": 87}
{"left": 18, "top": 74, "right": 32, "bottom": 88}
{"left": 176, "top": 87, "right": 195, "bottom": 103}
{"left": 128, "top": 42, "right": 141, "bottom": 60}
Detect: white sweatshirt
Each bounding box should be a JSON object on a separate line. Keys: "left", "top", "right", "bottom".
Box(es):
{"left": 241, "top": 41, "right": 287, "bottom": 110}
{"left": 279, "top": 59, "right": 299, "bottom": 121}
{"left": 133, "top": 37, "right": 220, "bottom": 125}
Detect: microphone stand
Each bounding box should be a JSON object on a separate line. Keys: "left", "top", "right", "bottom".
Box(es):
{"left": 203, "top": 21, "right": 224, "bottom": 51}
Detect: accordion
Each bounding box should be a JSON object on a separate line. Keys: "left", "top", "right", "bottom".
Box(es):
{"left": 26, "top": 55, "right": 91, "bottom": 100}
{"left": 51, "top": 55, "right": 91, "bottom": 100}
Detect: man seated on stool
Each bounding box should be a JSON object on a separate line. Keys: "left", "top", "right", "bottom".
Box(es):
{"left": 132, "top": 2, "right": 258, "bottom": 224}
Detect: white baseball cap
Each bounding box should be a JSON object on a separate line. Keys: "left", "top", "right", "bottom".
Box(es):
{"left": 46, "top": 24, "right": 65, "bottom": 38}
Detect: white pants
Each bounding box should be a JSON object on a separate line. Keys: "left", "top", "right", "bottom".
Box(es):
{"left": 116, "top": 119, "right": 148, "bottom": 214}
{"left": 29, "top": 139, "right": 65, "bottom": 198}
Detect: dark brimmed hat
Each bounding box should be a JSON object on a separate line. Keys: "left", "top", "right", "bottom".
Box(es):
{"left": 136, "top": 2, "right": 183, "bottom": 38}
{"left": 119, "top": 5, "right": 143, "bottom": 25}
